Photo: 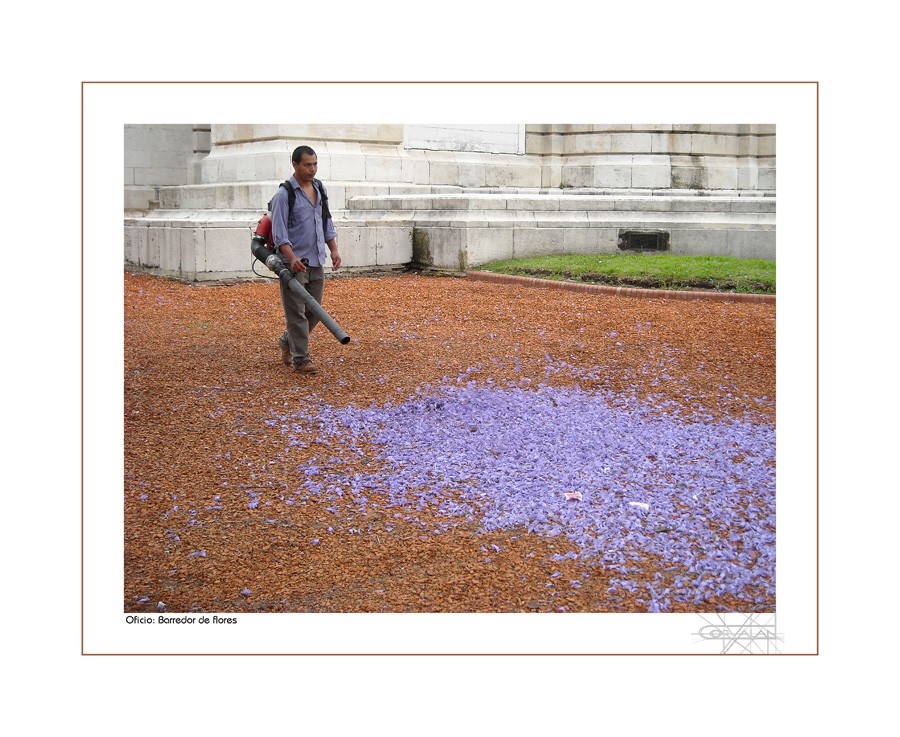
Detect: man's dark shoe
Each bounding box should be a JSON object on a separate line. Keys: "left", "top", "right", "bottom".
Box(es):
{"left": 279, "top": 340, "right": 291, "bottom": 366}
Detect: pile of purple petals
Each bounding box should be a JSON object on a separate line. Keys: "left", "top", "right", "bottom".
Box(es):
{"left": 270, "top": 381, "right": 775, "bottom": 611}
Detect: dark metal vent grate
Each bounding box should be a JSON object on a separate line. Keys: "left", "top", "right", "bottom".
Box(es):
{"left": 617, "top": 230, "right": 670, "bottom": 251}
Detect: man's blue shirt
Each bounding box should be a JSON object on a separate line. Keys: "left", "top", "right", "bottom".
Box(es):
{"left": 270, "top": 176, "right": 336, "bottom": 267}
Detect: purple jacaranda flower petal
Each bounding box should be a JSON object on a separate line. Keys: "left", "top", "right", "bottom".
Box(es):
{"left": 240, "top": 588, "right": 252, "bottom": 597}
{"left": 268, "top": 379, "right": 774, "bottom": 609}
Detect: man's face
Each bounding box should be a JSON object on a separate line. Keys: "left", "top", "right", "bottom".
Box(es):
{"left": 293, "top": 153, "right": 318, "bottom": 183}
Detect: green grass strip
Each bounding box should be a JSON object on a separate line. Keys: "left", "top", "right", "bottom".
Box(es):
{"left": 476, "top": 253, "right": 776, "bottom": 294}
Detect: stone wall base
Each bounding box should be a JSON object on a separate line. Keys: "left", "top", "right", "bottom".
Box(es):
{"left": 125, "top": 189, "right": 774, "bottom": 281}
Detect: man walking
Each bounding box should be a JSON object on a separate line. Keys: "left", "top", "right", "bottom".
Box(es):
{"left": 270, "top": 145, "right": 342, "bottom": 374}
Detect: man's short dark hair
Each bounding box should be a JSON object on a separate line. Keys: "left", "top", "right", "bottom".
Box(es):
{"left": 292, "top": 145, "right": 317, "bottom": 163}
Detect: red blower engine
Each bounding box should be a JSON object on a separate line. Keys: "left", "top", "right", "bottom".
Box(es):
{"left": 253, "top": 212, "right": 276, "bottom": 251}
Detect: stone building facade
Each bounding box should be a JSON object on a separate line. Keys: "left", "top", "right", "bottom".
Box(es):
{"left": 124, "top": 124, "right": 775, "bottom": 281}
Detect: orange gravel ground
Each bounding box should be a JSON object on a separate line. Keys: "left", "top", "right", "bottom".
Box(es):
{"left": 124, "top": 270, "right": 775, "bottom": 614}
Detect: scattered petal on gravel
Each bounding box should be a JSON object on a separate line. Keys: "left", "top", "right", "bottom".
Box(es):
{"left": 274, "top": 382, "right": 775, "bottom": 609}
{"left": 124, "top": 272, "right": 775, "bottom": 614}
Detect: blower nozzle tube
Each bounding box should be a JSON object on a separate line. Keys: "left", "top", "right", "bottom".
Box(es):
{"left": 251, "top": 235, "right": 351, "bottom": 345}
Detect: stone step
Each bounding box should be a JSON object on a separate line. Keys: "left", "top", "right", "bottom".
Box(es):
{"left": 123, "top": 209, "right": 414, "bottom": 281}
{"left": 349, "top": 193, "right": 776, "bottom": 214}
{"left": 157, "top": 181, "right": 459, "bottom": 211}
{"left": 127, "top": 206, "right": 774, "bottom": 229}
{"left": 155, "top": 181, "right": 775, "bottom": 213}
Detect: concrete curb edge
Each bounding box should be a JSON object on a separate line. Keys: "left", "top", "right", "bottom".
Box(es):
{"left": 466, "top": 271, "right": 776, "bottom": 305}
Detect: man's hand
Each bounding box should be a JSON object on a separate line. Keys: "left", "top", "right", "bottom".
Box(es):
{"left": 278, "top": 244, "right": 307, "bottom": 273}
{"left": 328, "top": 239, "right": 341, "bottom": 270}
